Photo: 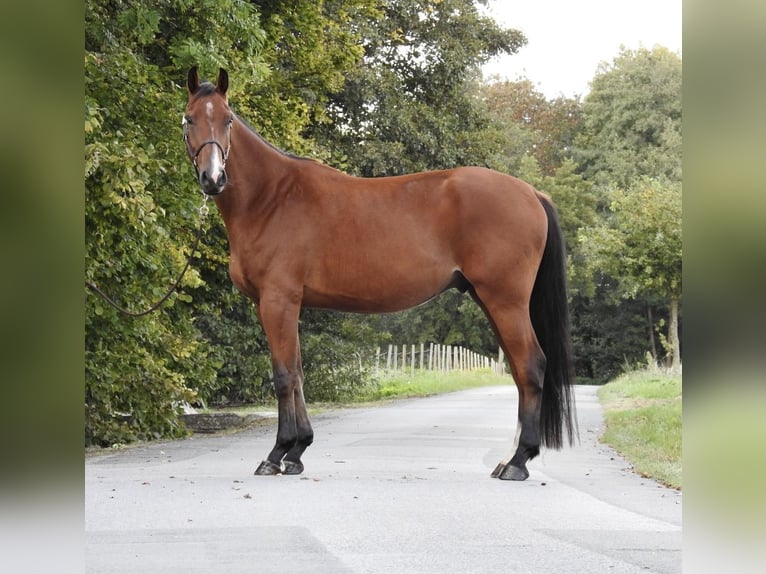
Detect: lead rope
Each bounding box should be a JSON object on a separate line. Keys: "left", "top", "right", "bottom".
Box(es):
{"left": 85, "top": 196, "right": 210, "bottom": 317}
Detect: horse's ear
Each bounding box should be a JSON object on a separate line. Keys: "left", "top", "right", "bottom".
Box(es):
{"left": 187, "top": 66, "right": 199, "bottom": 94}
{"left": 216, "top": 68, "right": 228, "bottom": 96}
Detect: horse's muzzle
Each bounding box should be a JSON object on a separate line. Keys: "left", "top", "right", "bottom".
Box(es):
{"left": 199, "top": 168, "right": 227, "bottom": 196}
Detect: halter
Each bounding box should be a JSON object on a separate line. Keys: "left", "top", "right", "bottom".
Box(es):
{"left": 182, "top": 116, "right": 232, "bottom": 178}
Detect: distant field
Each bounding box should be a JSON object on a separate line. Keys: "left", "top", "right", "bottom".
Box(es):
{"left": 598, "top": 369, "right": 682, "bottom": 489}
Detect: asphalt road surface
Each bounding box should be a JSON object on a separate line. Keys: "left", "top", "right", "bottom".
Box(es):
{"left": 86, "top": 385, "right": 681, "bottom": 573}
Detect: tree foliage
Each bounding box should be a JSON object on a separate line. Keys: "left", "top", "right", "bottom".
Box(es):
{"left": 575, "top": 46, "right": 682, "bottom": 190}
{"left": 481, "top": 78, "right": 582, "bottom": 176}
{"left": 575, "top": 46, "right": 683, "bottom": 368}
{"left": 314, "top": 0, "right": 526, "bottom": 175}
{"left": 85, "top": 0, "right": 270, "bottom": 444}
{"left": 581, "top": 180, "right": 682, "bottom": 301}
{"left": 578, "top": 179, "right": 682, "bottom": 366}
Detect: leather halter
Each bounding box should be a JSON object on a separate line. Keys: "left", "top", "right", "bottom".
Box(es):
{"left": 182, "top": 116, "right": 231, "bottom": 177}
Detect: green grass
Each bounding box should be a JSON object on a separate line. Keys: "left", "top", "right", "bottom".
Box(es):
{"left": 598, "top": 369, "right": 682, "bottom": 489}
{"left": 204, "top": 369, "right": 509, "bottom": 416}
{"left": 368, "top": 369, "right": 509, "bottom": 400}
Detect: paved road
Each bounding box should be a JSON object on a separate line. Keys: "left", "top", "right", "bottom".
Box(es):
{"left": 85, "top": 385, "right": 681, "bottom": 573}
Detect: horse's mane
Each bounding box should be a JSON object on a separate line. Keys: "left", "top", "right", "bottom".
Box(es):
{"left": 235, "top": 113, "right": 322, "bottom": 165}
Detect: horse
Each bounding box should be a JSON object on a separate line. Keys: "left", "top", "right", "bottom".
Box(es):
{"left": 183, "top": 67, "right": 577, "bottom": 480}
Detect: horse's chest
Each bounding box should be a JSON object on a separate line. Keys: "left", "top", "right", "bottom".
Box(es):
{"left": 228, "top": 256, "right": 261, "bottom": 301}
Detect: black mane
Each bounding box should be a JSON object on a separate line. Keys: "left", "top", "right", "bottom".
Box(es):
{"left": 235, "top": 113, "right": 314, "bottom": 163}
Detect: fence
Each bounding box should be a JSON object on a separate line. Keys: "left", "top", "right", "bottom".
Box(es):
{"left": 375, "top": 343, "right": 506, "bottom": 377}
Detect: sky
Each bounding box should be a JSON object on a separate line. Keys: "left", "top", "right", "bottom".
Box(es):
{"left": 480, "top": 0, "right": 682, "bottom": 99}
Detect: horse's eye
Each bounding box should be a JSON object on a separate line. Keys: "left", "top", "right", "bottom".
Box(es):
{"left": 227, "top": 116, "right": 234, "bottom": 126}
{"left": 183, "top": 115, "right": 193, "bottom": 126}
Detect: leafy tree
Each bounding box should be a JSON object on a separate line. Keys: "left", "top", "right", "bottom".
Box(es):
{"left": 300, "top": 309, "right": 389, "bottom": 402}
{"left": 573, "top": 46, "right": 683, "bottom": 369}
{"left": 515, "top": 154, "right": 597, "bottom": 267}
{"left": 480, "top": 78, "right": 582, "bottom": 175}
{"left": 574, "top": 46, "right": 682, "bottom": 190}
{"left": 569, "top": 287, "right": 664, "bottom": 382}
{"left": 251, "top": 0, "right": 379, "bottom": 154}
{"left": 85, "top": 0, "right": 270, "bottom": 444}
{"left": 579, "top": 179, "right": 682, "bottom": 367}
{"left": 315, "top": 0, "right": 526, "bottom": 175}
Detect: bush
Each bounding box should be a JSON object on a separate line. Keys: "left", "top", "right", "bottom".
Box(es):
{"left": 300, "top": 310, "right": 385, "bottom": 402}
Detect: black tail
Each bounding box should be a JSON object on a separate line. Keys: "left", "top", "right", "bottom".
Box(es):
{"left": 531, "top": 194, "right": 578, "bottom": 449}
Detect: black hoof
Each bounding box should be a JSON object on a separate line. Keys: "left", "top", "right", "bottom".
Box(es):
{"left": 497, "top": 464, "right": 529, "bottom": 481}
{"left": 282, "top": 460, "right": 304, "bottom": 475}
{"left": 490, "top": 462, "right": 505, "bottom": 478}
{"left": 254, "top": 460, "right": 282, "bottom": 476}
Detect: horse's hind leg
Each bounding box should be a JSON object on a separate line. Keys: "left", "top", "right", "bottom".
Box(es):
{"left": 473, "top": 293, "right": 545, "bottom": 480}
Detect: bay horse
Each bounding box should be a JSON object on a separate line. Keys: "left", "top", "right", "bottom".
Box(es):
{"left": 183, "top": 67, "right": 576, "bottom": 480}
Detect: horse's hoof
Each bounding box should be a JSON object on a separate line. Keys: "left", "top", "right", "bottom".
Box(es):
{"left": 282, "top": 460, "right": 304, "bottom": 475}
{"left": 490, "top": 462, "right": 505, "bottom": 478}
{"left": 497, "top": 464, "right": 529, "bottom": 481}
{"left": 254, "top": 460, "right": 282, "bottom": 476}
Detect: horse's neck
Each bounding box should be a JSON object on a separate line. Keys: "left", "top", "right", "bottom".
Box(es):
{"left": 214, "top": 125, "right": 293, "bottom": 223}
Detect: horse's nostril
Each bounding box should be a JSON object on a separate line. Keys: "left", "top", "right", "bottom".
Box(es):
{"left": 217, "top": 171, "right": 227, "bottom": 187}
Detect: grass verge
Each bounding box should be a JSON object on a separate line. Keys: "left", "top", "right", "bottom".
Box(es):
{"left": 367, "top": 369, "right": 509, "bottom": 400}
{"left": 205, "top": 369, "right": 510, "bottom": 417}
{"left": 598, "top": 369, "right": 682, "bottom": 489}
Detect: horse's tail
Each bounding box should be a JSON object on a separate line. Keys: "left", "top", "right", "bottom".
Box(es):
{"left": 531, "top": 192, "right": 578, "bottom": 449}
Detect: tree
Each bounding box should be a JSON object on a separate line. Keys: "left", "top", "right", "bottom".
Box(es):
{"left": 480, "top": 78, "right": 582, "bottom": 176}
{"left": 574, "top": 46, "right": 682, "bottom": 190}
{"left": 573, "top": 46, "right": 682, "bottom": 370}
{"left": 85, "top": 0, "right": 269, "bottom": 443}
{"left": 579, "top": 179, "right": 682, "bottom": 368}
{"left": 315, "top": 0, "right": 526, "bottom": 175}
{"left": 515, "top": 154, "right": 597, "bottom": 269}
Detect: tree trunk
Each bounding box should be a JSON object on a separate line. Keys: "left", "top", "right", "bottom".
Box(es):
{"left": 647, "top": 304, "right": 658, "bottom": 362}
{"left": 668, "top": 297, "right": 681, "bottom": 369}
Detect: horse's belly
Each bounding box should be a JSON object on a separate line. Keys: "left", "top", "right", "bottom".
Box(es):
{"left": 301, "top": 258, "right": 456, "bottom": 314}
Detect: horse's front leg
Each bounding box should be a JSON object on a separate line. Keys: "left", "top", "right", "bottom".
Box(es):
{"left": 281, "top": 347, "right": 313, "bottom": 474}
{"left": 253, "top": 294, "right": 312, "bottom": 476}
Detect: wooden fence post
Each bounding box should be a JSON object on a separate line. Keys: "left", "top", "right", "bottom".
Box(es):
{"left": 393, "top": 344, "right": 397, "bottom": 373}
{"left": 377, "top": 341, "right": 511, "bottom": 376}
{"left": 428, "top": 343, "right": 434, "bottom": 371}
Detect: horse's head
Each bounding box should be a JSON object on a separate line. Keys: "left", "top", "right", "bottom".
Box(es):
{"left": 184, "top": 67, "right": 232, "bottom": 196}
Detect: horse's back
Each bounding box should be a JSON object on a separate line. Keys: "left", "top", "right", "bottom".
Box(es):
{"left": 299, "top": 163, "right": 548, "bottom": 264}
